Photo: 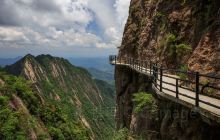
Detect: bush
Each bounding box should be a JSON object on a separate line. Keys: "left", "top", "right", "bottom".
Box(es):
{"left": 49, "top": 127, "right": 65, "bottom": 140}
{"left": 113, "top": 128, "right": 129, "bottom": 140}
{"left": 133, "top": 92, "right": 155, "bottom": 114}
{"left": 176, "top": 44, "right": 192, "bottom": 57}
{"left": 155, "top": 12, "right": 165, "bottom": 18}
{"left": 162, "top": 34, "right": 192, "bottom": 63}
{"left": 0, "top": 108, "right": 27, "bottom": 139}
{"left": 0, "top": 96, "right": 9, "bottom": 106}
{"left": 177, "top": 65, "right": 188, "bottom": 80}
{"left": 166, "top": 33, "right": 177, "bottom": 44}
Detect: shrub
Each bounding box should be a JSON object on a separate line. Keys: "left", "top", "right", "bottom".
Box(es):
{"left": 162, "top": 34, "right": 192, "bottom": 63}
{"left": 113, "top": 128, "right": 129, "bottom": 140}
{"left": 176, "top": 44, "right": 192, "bottom": 57}
{"left": 0, "top": 108, "right": 27, "bottom": 139}
{"left": 133, "top": 92, "right": 155, "bottom": 114}
{"left": 0, "top": 96, "right": 9, "bottom": 106}
{"left": 166, "top": 33, "right": 177, "bottom": 44}
{"left": 49, "top": 127, "right": 65, "bottom": 140}
{"left": 177, "top": 65, "right": 188, "bottom": 80}
{"left": 155, "top": 12, "right": 165, "bottom": 18}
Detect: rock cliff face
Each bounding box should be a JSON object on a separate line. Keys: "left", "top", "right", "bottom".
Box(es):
{"left": 119, "top": 0, "right": 220, "bottom": 74}
{"left": 115, "top": 0, "right": 220, "bottom": 139}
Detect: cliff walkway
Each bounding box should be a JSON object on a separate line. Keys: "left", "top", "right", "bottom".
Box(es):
{"left": 109, "top": 55, "right": 220, "bottom": 121}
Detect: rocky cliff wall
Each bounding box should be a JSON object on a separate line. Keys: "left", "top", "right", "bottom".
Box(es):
{"left": 115, "top": 0, "right": 220, "bottom": 139}
{"left": 119, "top": 0, "right": 220, "bottom": 75}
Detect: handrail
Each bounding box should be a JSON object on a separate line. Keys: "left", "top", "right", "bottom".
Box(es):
{"left": 109, "top": 55, "right": 220, "bottom": 116}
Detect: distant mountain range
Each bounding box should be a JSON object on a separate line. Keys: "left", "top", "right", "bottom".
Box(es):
{"left": 67, "top": 57, "right": 114, "bottom": 74}
{"left": 67, "top": 57, "right": 115, "bottom": 85}
{"left": 0, "top": 56, "right": 22, "bottom": 66}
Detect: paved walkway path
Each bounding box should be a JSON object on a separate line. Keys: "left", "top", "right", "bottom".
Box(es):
{"left": 111, "top": 60, "right": 220, "bottom": 117}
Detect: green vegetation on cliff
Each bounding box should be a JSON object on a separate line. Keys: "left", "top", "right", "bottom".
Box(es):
{"left": 0, "top": 69, "right": 89, "bottom": 139}
{"left": 133, "top": 92, "right": 157, "bottom": 115}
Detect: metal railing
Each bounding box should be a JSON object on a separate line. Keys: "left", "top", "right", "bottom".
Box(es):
{"left": 109, "top": 55, "right": 220, "bottom": 112}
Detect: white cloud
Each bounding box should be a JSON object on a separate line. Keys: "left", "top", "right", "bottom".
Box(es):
{"left": 114, "top": 0, "right": 131, "bottom": 27}
{"left": 0, "top": 0, "right": 131, "bottom": 57}
{"left": 87, "top": 0, "right": 115, "bottom": 29}
{"left": 0, "top": 27, "right": 29, "bottom": 42}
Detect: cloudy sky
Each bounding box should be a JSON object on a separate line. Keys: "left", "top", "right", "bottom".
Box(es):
{"left": 0, "top": 0, "right": 131, "bottom": 58}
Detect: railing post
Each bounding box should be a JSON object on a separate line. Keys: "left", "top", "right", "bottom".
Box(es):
{"left": 140, "top": 60, "right": 142, "bottom": 71}
{"left": 139, "top": 60, "right": 140, "bottom": 70}
{"left": 136, "top": 60, "right": 137, "bottom": 69}
{"left": 138, "top": 60, "right": 140, "bottom": 70}
{"left": 160, "top": 67, "right": 163, "bottom": 92}
{"left": 134, "top": 59, "right": 135, "bottom": 69}
{"left": 195, "top": 72, "right": 200, "bottom": 107}
{"left": 132, "top": 58, "right": 134, "bottom": 68}
{"left": 114, "top": 55, "right": 116, "bottom": 65}
{"left": 109, "top": 56, "right": 111, "bottom": 64}
{"left": 138, "top": 60, "right": 141, "bottom": 71}
{"left": 129, "top": 58, "right": 131, "bottom": 65}
{"left": 153, "top": 65, "right": 157, "bottom": 88}
{"left": 155, "top": 64, "right": 158, "bottom": 88}
{"left": 135, "top": 60, "right": 137, "bottom": 69}
{"left": 133, "top": 59, "right": 135, "bottom": 68}
{"left": 140, "top": 61, "right": 142, "bottom": 71}
{"left": 176, "top": 79, "right": 179, "bottom": 99}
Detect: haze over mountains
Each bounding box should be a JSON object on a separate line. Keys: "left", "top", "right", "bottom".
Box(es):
{"left": 0, "top": 57, "right": 22, "bottom": 67}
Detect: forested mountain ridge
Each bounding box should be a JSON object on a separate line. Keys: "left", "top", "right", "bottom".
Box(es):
{"left": 0, "top": 54, "right": 115, "bottom": 140}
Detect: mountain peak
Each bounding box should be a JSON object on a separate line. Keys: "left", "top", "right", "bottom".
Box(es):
{"left": 36, "top": 54, "right": 54, "bottom": 59}
{"left": 23, "top": 54, "right": 35, "bottom": 60}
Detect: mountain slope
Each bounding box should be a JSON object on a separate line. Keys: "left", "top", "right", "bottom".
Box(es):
{"left": 3, "top": 54, "right": 115, "bottom": 139}
{"left": 87, "top": 68, "right": 114, "bottom": 85}
{"left": 0, "top": 70, "right": 88, "bottom": 139}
